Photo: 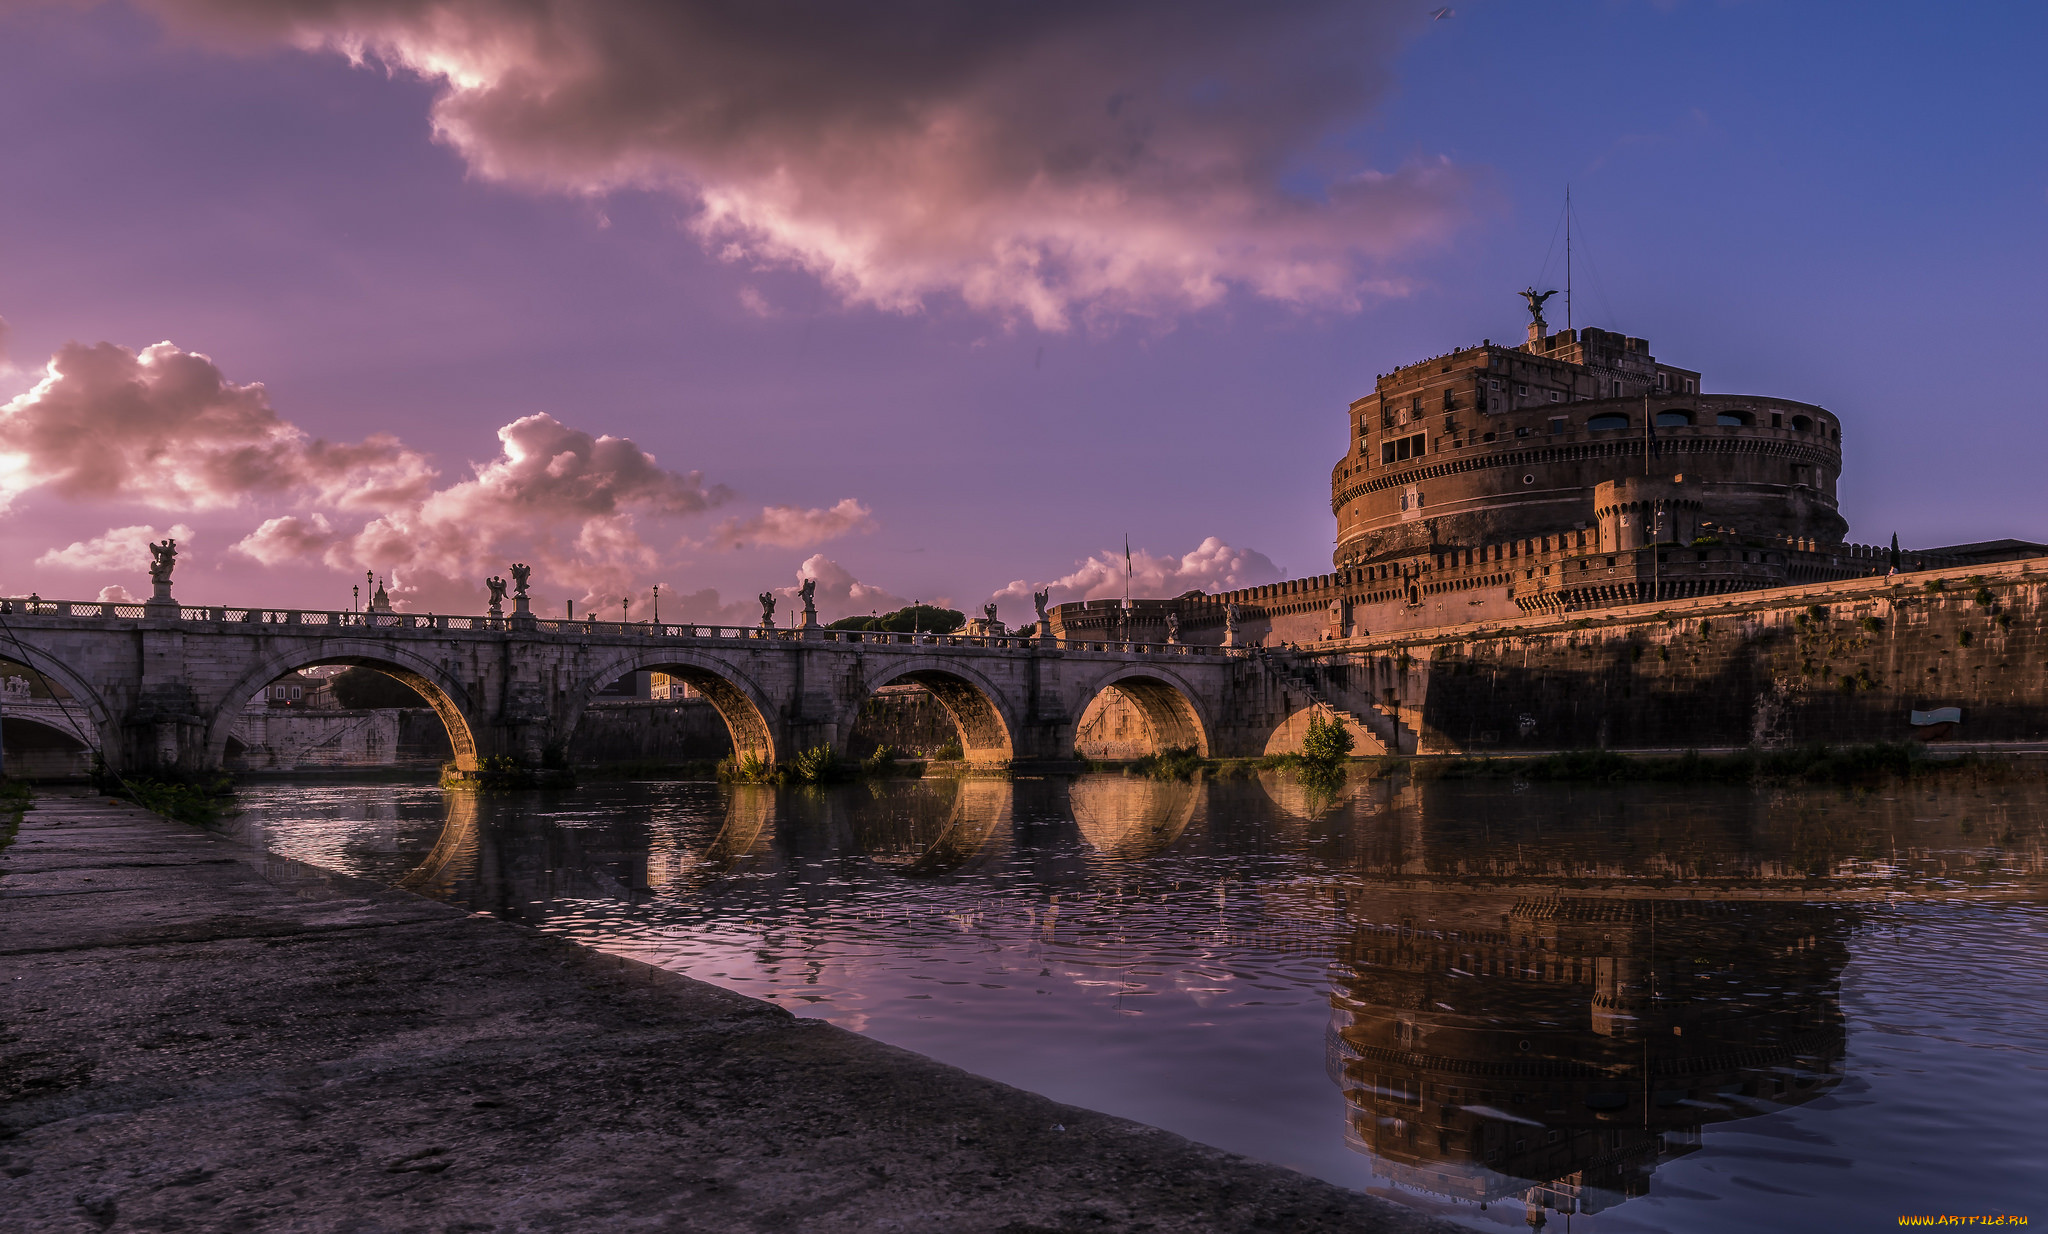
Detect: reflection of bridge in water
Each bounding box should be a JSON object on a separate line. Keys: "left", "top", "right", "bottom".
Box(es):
{"left": 0, "top": 599, "right": 1390, "bottom": 776}
{"left": 347, "top": 771, "right": 2043, "bottom": 1228}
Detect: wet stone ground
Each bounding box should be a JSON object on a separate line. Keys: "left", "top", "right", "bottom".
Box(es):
{"left": 0, "top": 791, "right": 1458, "bottom": 1234}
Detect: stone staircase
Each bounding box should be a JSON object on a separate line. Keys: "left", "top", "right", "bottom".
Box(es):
{"left": 1254, "top": 649, "right": 1416, "bottom": 756}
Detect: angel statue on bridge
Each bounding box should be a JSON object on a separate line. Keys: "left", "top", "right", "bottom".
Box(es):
{"left": 758, "top": 591, "right": 776, "bottom": 628}
{"left": 508, "top": 562, "right": 531, "bottom": 597}
{"left": 485, "top": 576, "right": 507, "bottom": 617}
{"left": 147, "top": 538, "right": 177, "bottom": 585}
{"left": 1032, "top": 589, "right": 1050, "bottom": 624}
{"left": 799, "top": 577, "right": 818, "bottom": 626}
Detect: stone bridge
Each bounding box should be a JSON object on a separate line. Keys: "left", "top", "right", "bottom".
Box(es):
{"left": 0, "top": 595, "right": 1381, "bottom": 776}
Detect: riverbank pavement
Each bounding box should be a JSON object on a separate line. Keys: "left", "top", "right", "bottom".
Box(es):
{"left": 1, "top": 790, "right": 1463, "bottom": 1233}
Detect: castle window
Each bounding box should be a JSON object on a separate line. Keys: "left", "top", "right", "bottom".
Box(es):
{"left": 1771, "top": 412, "right": 1784, "bottom": 429}
{"left": 1517, "top": 385, "right": 1529, "bottom": 397}
{"left": 1380, "top": 432, "right": 1425, "bottom": 463}
{"left": 1548, "top": 417, "right": 1566, "bottom": 435}
{"left": 1717, "top": 410, "right": 1753, "bottom": 427}
{"left": 1548, "top": 391, "right": 1563, "bottom": 402}
{"left": 1656, "top": 410, "right": 1693, "bottom": 427}
{"left": 1791, "top": 414, "right": 1814, "bottom": 432}
{"left": 1515, "top": 425, "right": 1529, "bottom": 438}
{"left": 1587, "top": 412, "right": 1630, "bottom": 432}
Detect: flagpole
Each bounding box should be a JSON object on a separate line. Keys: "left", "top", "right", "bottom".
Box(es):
{"left": 1122, "top": 533, "right": 1132, "bottom": 644}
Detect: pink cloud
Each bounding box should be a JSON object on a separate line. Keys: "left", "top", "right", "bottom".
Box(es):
{"left": 230, "top": 514, "right": 339, "bottom": 566}
{"left": 36, "top": 522, "right": 195, "bottom": 572}
{"left": 145, "top": 0, "right": 1472, "bottom": 329}
{"left": 705, "top": 499, "right": 875, "bottom": 550}
{"left": 0, "top": 341, "right": 435, "bottom": 513}
{"left": 993, "top": 535, "right": 1280, "bottom": 608}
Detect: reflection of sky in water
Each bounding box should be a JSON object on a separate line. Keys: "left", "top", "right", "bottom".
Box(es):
{"left": 231, "top": 775, "right": 2048, "bottom": 1231}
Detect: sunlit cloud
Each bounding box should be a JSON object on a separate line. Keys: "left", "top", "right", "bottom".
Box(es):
{"left": 0, "top": 340, "right": 435, "bottom": 514}
{"left": 705, "top": 499, "right": 875, "bottom": 551}
{"left": 992, "top": 535, "right": 1279, "bottom": 608}
{"left": 0, "top": 333, "right": 872, "bottom": 613}
{"left": 146, "top": 0, "right": 1472, "bottom": 329}
{"left": 36, "top": 522, "right": 195, "bottom": 572}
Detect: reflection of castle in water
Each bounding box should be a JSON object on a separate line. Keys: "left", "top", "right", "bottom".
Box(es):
{"left": 383, "top": 771, "right": 1911, "bottom": 1228}
{"left": 1323, "top": 782, "right": 1851, "bottom": 1224}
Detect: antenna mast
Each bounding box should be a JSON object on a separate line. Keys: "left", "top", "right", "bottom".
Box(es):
{"left": 1565, "top": 186, "right": 1573, "bottom": 332}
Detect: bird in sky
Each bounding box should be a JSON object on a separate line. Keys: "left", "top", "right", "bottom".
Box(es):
{"left": 1431, "top": 7, "right": 1455, "bottom": 18}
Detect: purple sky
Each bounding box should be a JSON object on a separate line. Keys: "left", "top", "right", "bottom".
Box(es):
{"left": 2, "top": 1, "right": 2043, "bottom": 622}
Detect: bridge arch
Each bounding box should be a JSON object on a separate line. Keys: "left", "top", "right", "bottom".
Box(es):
{"left": 563, "top": 649, "right": 779, "bottom": 767}
{"left": 204, "top": 641, "right": 481, "bottom": 772}
{"left": 0, "top": 646, "right": 114, "bottom": 766}
{"left": 854, "top": 659, "right": 1018, "bottom": 766}
{"left": 1071, "top": 666, "right": 1213, "bottom": 759}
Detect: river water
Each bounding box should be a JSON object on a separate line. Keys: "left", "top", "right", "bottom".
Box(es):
{"left": 226, "top": 770, "right": 2048, "bottom": 1231}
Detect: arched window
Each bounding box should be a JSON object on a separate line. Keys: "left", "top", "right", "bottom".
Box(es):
{"left": 1655, "top": 410, "right": 1693, "bottom": 428}
{"left": 1716, "top": 410, "right": 1753, "bottom": 427}
{"left": 1586, "top": 412, "right": 1630, "bottom": 432}
{"left": 1791, "top": 415, "right": 1814, "bottom": 432}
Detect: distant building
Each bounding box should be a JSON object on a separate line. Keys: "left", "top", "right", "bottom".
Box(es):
{"left": 1052, "top": 306, "right": 2035, "bottom": 644}
{"left": 248, "top": 670, "right": 336, "bottom": 709}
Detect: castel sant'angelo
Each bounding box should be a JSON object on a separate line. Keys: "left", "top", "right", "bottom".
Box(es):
{"left": 1054, "top": 293, "right": 2038, "bottom": 646}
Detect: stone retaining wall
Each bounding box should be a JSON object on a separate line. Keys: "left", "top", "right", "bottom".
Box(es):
{"left": 1294, "top": 562, "right": 2048, "bottom": 752}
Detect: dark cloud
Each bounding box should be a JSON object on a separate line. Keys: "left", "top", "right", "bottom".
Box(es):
{"left": 146, "top": 0, "right": 1470, "bottom": 327}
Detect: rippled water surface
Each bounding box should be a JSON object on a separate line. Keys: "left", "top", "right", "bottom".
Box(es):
{"left": 229, "top": 771, "right": 2048, "bottom": 1230}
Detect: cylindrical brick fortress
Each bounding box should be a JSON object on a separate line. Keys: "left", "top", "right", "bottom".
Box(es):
{"left": 1330, "top": 331, "right": 1845, "bottom": 567}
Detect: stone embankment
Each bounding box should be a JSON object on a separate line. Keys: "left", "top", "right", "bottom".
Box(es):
{"left": 0, "top": 793, "right": 1456, "bottom": 1234}
{"left": 1294, "top": 558, "right": 2048, "bottom": 753}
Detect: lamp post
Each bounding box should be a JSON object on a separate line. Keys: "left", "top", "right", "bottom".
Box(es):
{"left": 651, "top": 583, "right": 659, "bottom": 626}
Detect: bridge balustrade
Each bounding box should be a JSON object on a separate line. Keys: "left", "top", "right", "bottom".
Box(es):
{"left": 0, "top": 598, "right": 1249, "bottom": 658}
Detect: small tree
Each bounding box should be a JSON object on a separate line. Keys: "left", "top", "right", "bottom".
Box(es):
{"left": 1300, "top": 712, "right": 1355, "bottom": 769}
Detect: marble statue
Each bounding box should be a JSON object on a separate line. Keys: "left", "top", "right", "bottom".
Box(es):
{"left": 485, "top": 576, "right": 507, "bottom": 616}
{"left": 148, "top": 538, "right": 177, "bottom": 585}
{"left": 509, "top": 562, "right": 531, "bottom": 596}
{"left": 758, "top": 591, "right": 776, "bottom": 627}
